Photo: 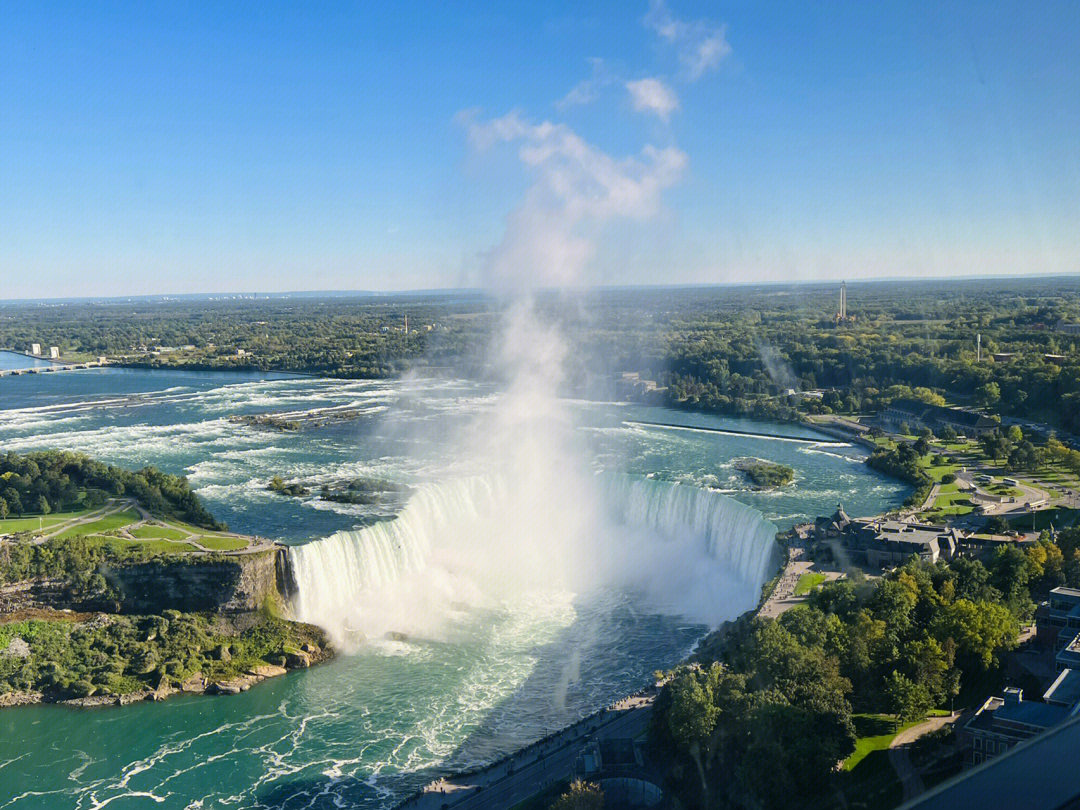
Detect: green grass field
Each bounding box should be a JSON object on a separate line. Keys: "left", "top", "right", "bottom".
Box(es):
{"left": 794, "top": 572, "right": 826, "bottom": 596}
{"left": 81, "top": 535, "right": 200, "bottom": 555}
{"left": 194, "top": 535, "right": 249, "bottom": 551}
{"left": 128, "top": 524, "right": 192, "bottom": 541}
{"left": 54, "top": 509, "right": 140, "bottom": 539}
{"left": 844, "top": 714, "right": 915, "bottom": 771}
{"left": 0, "top": 508, "right": 95, "bottom": 533}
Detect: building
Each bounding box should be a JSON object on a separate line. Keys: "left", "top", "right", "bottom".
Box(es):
{"left": 49, "top": 346, "right": 59, "bottom": 359}
{"left": 992, "top": 352, "right": 1017, "bottom": 362}
{"left": 30, "top": 343, "right": 41, "bottom": 356}
{"left": 814, "top": 507, "right": 959, "bottom": 567}
{"left": 962, "top": 687, "right": 1074, "bottom": 766}
{"left": 1034, "top": 586, "right": 1080, "bottom": 648}
{"left": 615, "top": 372, "right": 667, "bottom": 403}
{"left": 879, "top": 398, "right": 999, "bottom": 438}
{"left": 901, "top": 713, "right": 1080, "bottom": 810}
{"left": 814, "top": 503, "right": 852, "bottom": 538}
{"left": 1056, "top": 320, "right": 1080, "bottom": 335}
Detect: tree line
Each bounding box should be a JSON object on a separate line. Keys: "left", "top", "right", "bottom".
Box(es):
{"left": 0, "top": 450, "right": 222, "bottom": 530}
{"left": 650, "top": 531, "right": 1076, "bottom": 809}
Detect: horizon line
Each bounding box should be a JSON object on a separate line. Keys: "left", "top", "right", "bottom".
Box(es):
{"left": 2, "top": 271, "right": 1079, "bottom": 307}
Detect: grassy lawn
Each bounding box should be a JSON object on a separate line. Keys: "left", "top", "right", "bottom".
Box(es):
{"left": 54, "top": 509, "right": 141, "bottom": 539}
{"left": 128, "top": 524, "right": 192, "bottom": 541}
{"left": 794, "top": 572, "right": 826, "bottom": 596}
{"left": 929, "top": 483, "right": 975, "bottom": 517}
{"left": 844, "top": 714, "right": 915, "bottom": 771}
{"left": 82, "top": 535, "right": 200, "bottom": 555}
{"left": 921, "top": 461, "right": 960, "bottom": 483}
{"left": 195, "top": 535, "right": 249, "bottom": 551}
{"left": 0, "top": 508, "right": 95, "bottom": 533}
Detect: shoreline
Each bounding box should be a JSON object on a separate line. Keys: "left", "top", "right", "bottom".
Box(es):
{"left": 0, "top": 618, "right": 332, "bottom": 711}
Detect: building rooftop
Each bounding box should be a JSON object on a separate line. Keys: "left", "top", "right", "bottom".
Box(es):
{"left": 886, "top": 398, "right": 997, "bottom": 428}
{"left": 901, "top": 713, "right": 1080, "bottom": 809}
{"left": 995, "top": 698, "right": 1069, "bottom": 731}
{"left": 1043, "top": 668, "right": 1080, "bottom": 708}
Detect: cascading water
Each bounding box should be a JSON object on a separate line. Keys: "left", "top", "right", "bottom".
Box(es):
{"left": 601, "top": 475, "right": 782, "bottom": 589}
{"left": 289, "top": 472, "right": 781, "bottom": 647}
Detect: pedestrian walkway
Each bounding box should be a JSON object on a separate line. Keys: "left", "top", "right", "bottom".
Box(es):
{"left": 396, "top": 693, "right": 655, "bottom": 810}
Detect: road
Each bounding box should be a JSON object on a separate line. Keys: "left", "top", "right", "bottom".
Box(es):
{"left": 398, "top": 697, "right": 654, "bottom": 810}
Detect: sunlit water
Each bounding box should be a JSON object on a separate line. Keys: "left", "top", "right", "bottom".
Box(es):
{"left": 0, "top": 369, "right": 906, "bottom": 808}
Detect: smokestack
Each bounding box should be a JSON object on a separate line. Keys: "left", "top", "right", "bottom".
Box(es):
{"left": 404, "top": 314, "right": 409, "bottom": 334}
{"left": 840, "top": 281, "right": 847, "bottom": 320}
{"left": 977, "top": 333, "right": 981, "bottom": 363}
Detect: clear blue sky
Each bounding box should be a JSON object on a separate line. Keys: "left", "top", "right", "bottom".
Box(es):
{"left": 2, "top": 1, "right": 1077, "bottom": 298}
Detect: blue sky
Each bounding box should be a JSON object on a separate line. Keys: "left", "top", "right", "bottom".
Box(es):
{"left": 2, "top": 1, "right": 1077, "bottom": 298}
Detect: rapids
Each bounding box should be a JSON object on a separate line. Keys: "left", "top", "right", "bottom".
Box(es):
{"left": 0, "top": 368, "right": 906, "bottom": 808}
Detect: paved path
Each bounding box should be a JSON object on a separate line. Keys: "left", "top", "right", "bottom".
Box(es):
{"left": 888, "top": 714, "right": 957, "bottom": 803}
{"left": 758, "top": 543, "right": 843, "bottom": 618}
{"left": 397, "top": 696, "right": 654, "bottom": 810}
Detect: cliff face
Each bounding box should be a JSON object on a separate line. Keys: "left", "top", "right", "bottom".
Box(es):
{"left": 0, "top": 547, "right": 295, "bottom": 616}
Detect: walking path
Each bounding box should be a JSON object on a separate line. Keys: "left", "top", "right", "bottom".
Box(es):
{"left": 888, "top": 713, "right": 958, "bottom": 803}
{"left": 396, "top": 694, "right": 655, "bottom": 810}
{"left": 5, "top": 498, "right": 273, "bottom": 555}
{"left": 758, "top": 538, "right": 843, "bottom": 618}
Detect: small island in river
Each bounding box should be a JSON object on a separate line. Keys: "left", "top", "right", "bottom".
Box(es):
{"left": 733, "top": 457, "right": 795, "bottom": 489}
{"left": 0, "top": 450, "right": 331, "bottom": 708}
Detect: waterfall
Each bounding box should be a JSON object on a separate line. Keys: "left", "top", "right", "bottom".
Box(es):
{"left": 288, "top": 473, "right": 781, "bottom": 645}
{"left": 599, "top": 475, "right": 782, "bottom": 589}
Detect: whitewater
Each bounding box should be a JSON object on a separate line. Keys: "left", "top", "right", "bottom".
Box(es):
{"left": 0, "top": 368, "right": 907, "bottom": 809}
{"left": 289, "top": 473, "right": 781, "bottom": 648}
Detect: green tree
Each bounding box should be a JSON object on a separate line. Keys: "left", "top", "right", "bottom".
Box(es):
{"left": 34, "top": 495, "right": 51, "bottom": 516}
{"left": 1006, "top": 425, "right": 1024, "bottom": 443}
{"left": 0, "top": 497, "right": 7, "bottom": 521}
{"left": 667, "top": 671, "right": 719, "bottom": 800}
{"left": 932, "top": 598, "right": 1017, "bottom": 670}
{"left": 549, "top": 780, "right": 604, "bottom": 810}
{"left": 976, "top": 382, "right": 1001, "bottom": 409}
{"left": 981, "top": 432, "right": 1011, "bottom": 463}
{"left": 2, "top": 488, "right": 22, "bottom": 516}
{"left": 937, "top": 425, "right": 958, "bottom": 442}
{"left": 884, "top": 671, "right": 932, "bottom": 726}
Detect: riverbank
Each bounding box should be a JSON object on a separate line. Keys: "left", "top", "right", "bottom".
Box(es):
{"left": 0, "top": 604, "right": 333, "bottom": 710}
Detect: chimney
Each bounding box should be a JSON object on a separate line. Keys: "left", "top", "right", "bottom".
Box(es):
{"left": 1003, "top": 686, "right": 1023, "bottom": 705}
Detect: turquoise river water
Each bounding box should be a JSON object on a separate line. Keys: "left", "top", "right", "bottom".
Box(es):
{"left": 0, "top": 368, "right": 906, "bottom": 809}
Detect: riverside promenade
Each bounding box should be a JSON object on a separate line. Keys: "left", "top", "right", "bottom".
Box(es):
{"left": 395, "top": 693, "right": 655, "bottom": 810}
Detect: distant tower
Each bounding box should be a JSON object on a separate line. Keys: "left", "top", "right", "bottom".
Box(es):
{"left": 839, "top": 282, "right": 847, "bottom": 321}
{"left": 977, "top": 333, "right": 982, "bottom": 363}
{"left": 403, "top": 314, "right": 409, "bottom": 334}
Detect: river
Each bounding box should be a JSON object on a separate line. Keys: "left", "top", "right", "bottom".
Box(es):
{"left": 0, "top": 368, "right": 906, "bottom": 809}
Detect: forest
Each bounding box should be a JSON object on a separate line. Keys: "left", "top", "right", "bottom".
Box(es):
{"left": 0, "top": 450, "right": 222, "bottom": 529}
{"left": 4, "top": 277, "right": 1080, "bottom": 436}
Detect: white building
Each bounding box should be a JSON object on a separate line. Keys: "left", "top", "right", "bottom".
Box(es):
{"left": 49, "top": 346, "right": 60, "bottom": 359}
{"left": 30, "top": 343, "right": 41, "bottom": 356}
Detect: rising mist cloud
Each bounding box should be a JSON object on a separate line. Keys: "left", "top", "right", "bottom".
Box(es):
{"left": 458, "top": 110, "right": 687, "bottom": 289}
